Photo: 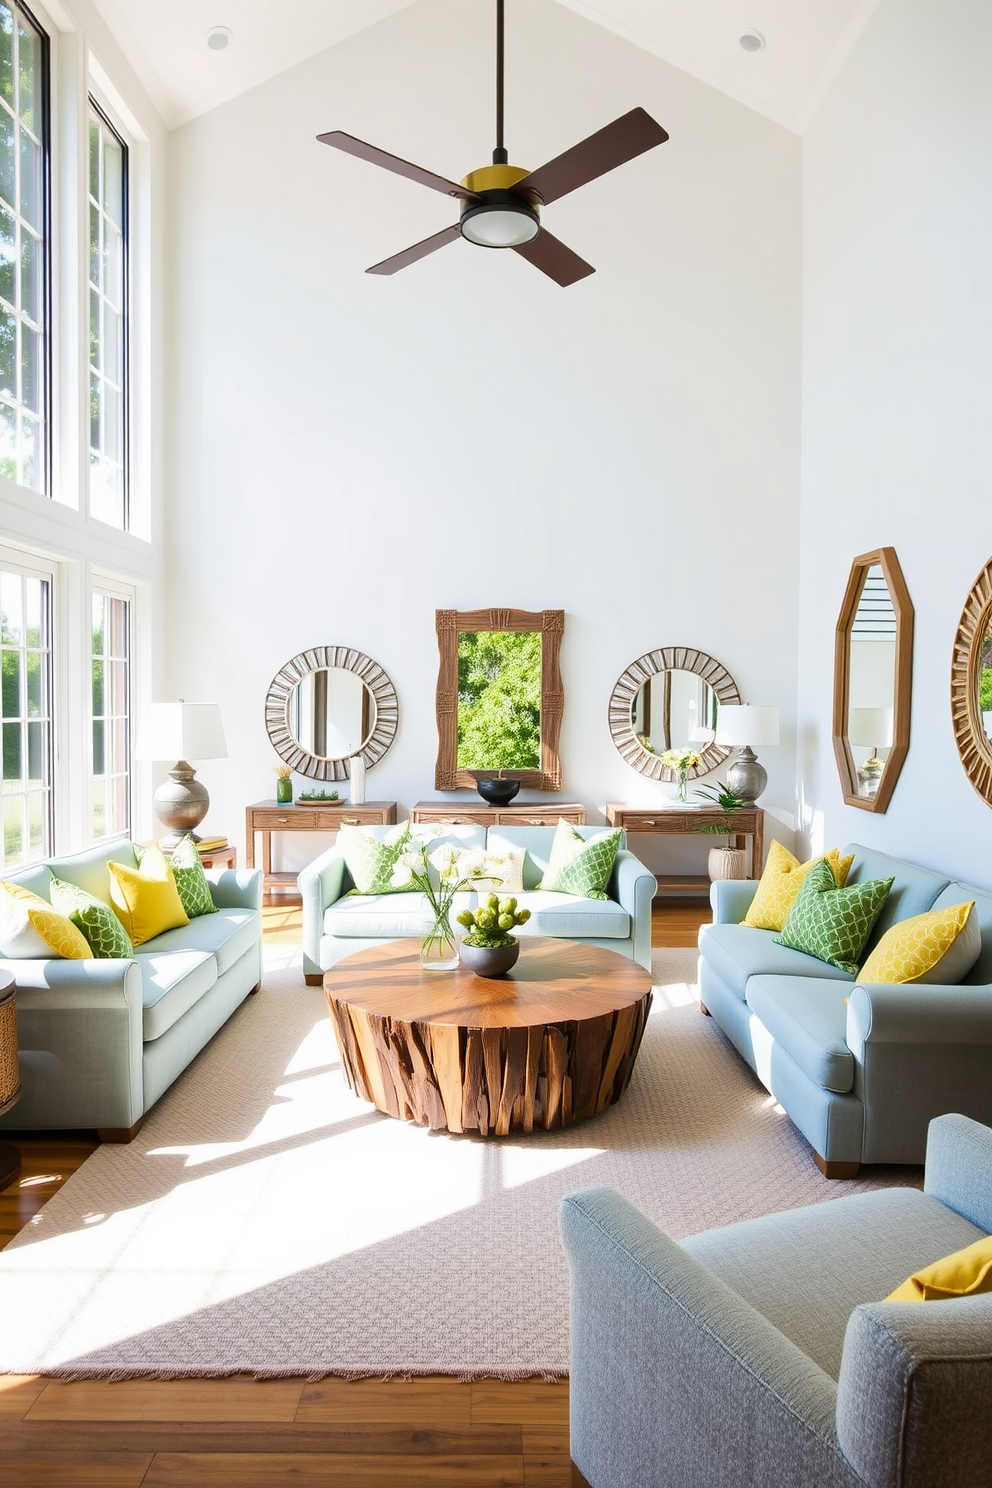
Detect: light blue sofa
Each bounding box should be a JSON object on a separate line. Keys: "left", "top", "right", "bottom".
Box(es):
{"left": 299, "top": 823, "right": 657, "bottom": 983}
{"left": 562, "top": 1112, "right": 992, "bottom": 1488}
{"left": 0, "top": 840, "right": 263, "bottom": 1140}
{"left": 698, "top": 843, "right": 992, "bottom": 1175}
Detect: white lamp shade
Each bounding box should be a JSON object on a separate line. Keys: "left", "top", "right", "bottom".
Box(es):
{"left": 688, "top": 725, "right": 715, "bottom": 744}
{"left": 715, "top": 705, "right": 780, "bottom": 748}
{"left": 138, "top": 703, "right": 228, "bottom": 762}
{"left": 848, "top": 706, "right": 894, "bottom": 749}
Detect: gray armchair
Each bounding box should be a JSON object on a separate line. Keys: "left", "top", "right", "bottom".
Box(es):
{"left": 561, "top": 1113, "right": 992, "bottom": 1488}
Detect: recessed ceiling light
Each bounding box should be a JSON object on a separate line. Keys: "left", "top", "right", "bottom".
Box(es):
{"left": 739, "top": 30, "right": 765, "bottom": 53}
{"left": 206, "top": 26, "right": 232, "bottom": 51}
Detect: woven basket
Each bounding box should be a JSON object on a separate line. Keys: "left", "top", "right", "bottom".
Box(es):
{"left": 0, "top": 981, "right": 20, "bottom": 1114}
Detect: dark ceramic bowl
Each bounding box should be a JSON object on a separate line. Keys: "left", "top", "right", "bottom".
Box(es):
{"left": 476, "top": 777, "right": 521, "bottom": 806}
{"left": 459, "top": 939, "right": 521, "bottom": 978}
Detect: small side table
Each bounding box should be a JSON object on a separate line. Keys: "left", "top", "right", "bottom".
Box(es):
{"left": 197, "top": 843, "right": 237, "bottom": 869}
{"left": 0, "top": 973, "right": 21, "bottom": 1191}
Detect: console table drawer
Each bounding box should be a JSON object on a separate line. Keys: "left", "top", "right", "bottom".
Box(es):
{"left": 411, "top": 801, "right": 586, "bottom": 828}
{"left": 413, "top": 809, "right": 498, "bottom": 826}
{"left": 251, "top": 809, "right": 317, "bottom": 830}
{"left": 316, "top": 809, "right": 391, "bottom": 828}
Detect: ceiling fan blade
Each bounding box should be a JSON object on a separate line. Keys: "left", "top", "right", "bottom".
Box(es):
{"left": 515, "top": 107, "right": 668, "bottom": 207}
{"left": 367, "top": 223, "right": 462, "bottom": 276}
{"left": 317, "top": 130, "right": 480, "bottom": 201}
{"left": 513, "top": 230, "right": 594, "bottom": 287}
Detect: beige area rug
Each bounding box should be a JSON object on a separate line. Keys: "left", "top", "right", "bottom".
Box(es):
{"left": 0, "top": 945, "right": 921, "bottom": 1381}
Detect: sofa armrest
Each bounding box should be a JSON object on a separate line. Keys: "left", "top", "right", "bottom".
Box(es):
{"left": 923, "top": 1112, "right": 992, "bottom": 1232}
{"left": 610, "top": 850, "right": 657, "bottom": 971}
{"left": 206, "top": 867, "right": 263, "bottom": 911}
{"left": 847, "top": 985, "right": 992, "bottom": 1165}
{"left": 560, "top": 1187, "right": 845, "bottom": 1488}
{"left": 298, "top": 846, "right": 349, "bottom": 978}
{"left": 0, "top": 957, "right": 144, "bottom": 1129}
{"left": 837, "top": 1297, "right": 992, "bottom": 1488}
{"left": 710, "top": 878, "right": 759, "bottom": 924}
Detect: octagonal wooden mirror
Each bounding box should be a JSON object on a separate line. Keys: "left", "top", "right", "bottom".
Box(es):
{"left": 832, "top": 547, "right": 913, "bottom": 813}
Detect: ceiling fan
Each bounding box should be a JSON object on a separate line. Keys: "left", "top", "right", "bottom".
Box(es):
{"left": 317, "top": 0, "right": 669, "bottom": 287}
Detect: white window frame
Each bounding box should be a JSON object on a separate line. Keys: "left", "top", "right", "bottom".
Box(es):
{"left": 89, "top": 572, "right": 131, "bottom": 842}
{"left": 86, "top": 92, "right": 128, "bottom": 528}
{"left": 0, "top": 541, "right": 55, "bottom": 867}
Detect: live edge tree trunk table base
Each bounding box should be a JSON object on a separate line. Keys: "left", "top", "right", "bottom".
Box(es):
{"left": 323, "top": 938, "right": 653, "bottom": 1137}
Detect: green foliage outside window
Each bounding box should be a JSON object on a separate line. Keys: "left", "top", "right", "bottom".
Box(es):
{"left": 456, "top": 630, "right": 541, "bottom": 771}
{"left": 980, "top": 667, "right": 992, "bottom": 714}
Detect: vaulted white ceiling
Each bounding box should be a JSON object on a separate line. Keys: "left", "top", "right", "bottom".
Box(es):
{"left": 91, "top": 0, "right": 882, "bottom": 132}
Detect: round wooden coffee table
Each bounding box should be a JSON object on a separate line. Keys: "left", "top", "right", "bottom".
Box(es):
{"left": 323, "top": 937, "right": 653, "bottom": 1136}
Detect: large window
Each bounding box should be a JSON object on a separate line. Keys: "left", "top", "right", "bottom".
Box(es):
{"left": 91, "top": 589, "right": 129, "bottom": 840}
{"left": 1, "top": 560, "right": 51, "bottom": 867}
{"left": 0, "top": 2, "right": 47, "bottom": 493}
{"left": 88, "top": 100, "right": 127, "bottom": 525}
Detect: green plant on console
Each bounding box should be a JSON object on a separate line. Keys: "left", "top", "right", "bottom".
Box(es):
{"left": 693, "top": 781, "right": 748, "bottom": 847}
{"left": 457, "top": 894, "right": 531, "bottom": 948}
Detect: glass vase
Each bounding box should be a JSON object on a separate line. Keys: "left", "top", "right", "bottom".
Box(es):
{"left": 420, "top": 900, "right": 459, "bottom": 972}
{"left": 276, "top": 776, "right": 293, "bottom": 805}
{"left": 675, "top": 769, "right": 688, "bottom": 803}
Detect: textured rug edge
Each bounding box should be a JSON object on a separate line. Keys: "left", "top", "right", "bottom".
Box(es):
{"left": 0, "top": 1364, "right": 567, "bottom": 1383}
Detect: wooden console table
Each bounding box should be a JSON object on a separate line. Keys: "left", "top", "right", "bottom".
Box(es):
{"left": 245, "top": 800, "right": 397, "bottom": 891}
{"left": 605, "top": 803, "right": 765, "bottom": 895}
{"left": 410, "top": 801, "right": 586, "bottom": 827}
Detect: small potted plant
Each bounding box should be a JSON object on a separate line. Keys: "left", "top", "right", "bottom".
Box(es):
{"left": 274, "top": 763, "right": 293, "bottom": 805}
{"left": 456, "top": 894, "right": 532, "bottom": 977}
{"left": 693, "top": 781, "right": 748, "bottom": 880}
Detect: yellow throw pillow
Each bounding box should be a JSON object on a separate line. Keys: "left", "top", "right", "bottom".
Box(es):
{"left": 742, "top": 841, "right": 856, "bottom": 931}
{"left": 885, "top": 1234, "right": 992, "bottom": 1303}
{"left": 108, "top": 844, "right": 189, "bottom": 947}
{"left": 0, "top": 880, "right": 91, "bottom": 958}
{"left": 859, "top": 902, "right": 980, "bottom": 985}
{"left": 26, "top": 906, "right": 91, "bottom": 959}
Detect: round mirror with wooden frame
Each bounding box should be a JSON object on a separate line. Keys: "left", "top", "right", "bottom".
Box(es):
{"left": 265, "top": 647, "right": 398, "bottom": 782}
{"left": 951, "top": 555, "right": 992, "bottom": 805}
{"left": 832, "top": 547, "right": 913, "bottom": 813}
{"left": 608, "top": 647, "right": 741, "bottom": 783}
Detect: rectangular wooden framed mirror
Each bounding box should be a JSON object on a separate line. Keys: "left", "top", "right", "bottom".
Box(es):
{"left": 434, "top": 608, "right": 564, "bottom": 791}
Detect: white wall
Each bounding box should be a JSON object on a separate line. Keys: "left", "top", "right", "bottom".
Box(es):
{"left": 164, "top": 0, "right": 802, "bottom": 875}
{"left": 799, "top": 0, "right": 992, "bottom": 886}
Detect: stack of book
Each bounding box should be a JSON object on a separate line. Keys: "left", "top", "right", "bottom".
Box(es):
{"left": 195, "top": 835, "right": 229, "bottom": 853}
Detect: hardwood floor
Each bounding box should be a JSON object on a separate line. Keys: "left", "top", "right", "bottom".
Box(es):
{"left": 0, "top": 892, "right": 708, "bottom": 1487}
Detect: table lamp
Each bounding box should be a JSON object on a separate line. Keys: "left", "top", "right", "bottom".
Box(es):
{"left": 139, "top": 702, "right": 228, "bottom": 848}
{"left": 849, "top": 706, "right": 893, "bottom": 794}
{"left": 715, "top": 705, "right": 779, "bottom": 804}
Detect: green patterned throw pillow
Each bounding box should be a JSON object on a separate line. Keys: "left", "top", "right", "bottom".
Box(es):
{"left": 538, "top": 819, "right": 622, "bottom": 901}
{"left": 773, "top": 857, "right": 894, "bottom": 974}
{"left": 49, "top": 875, "right": 134, "bottom": 959}
{"left": 340, "top": 823, "right": 411, "bottom": 895}
{"left": 168, "top": 834, "right": 218, "bottom": 918}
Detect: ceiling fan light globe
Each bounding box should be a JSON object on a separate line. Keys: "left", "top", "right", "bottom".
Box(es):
{"left": 460, "top": 202, "right": 540, "bottom": 248}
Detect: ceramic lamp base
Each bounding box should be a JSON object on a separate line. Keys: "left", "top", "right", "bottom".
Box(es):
{"left": 726, "top": 746, "right": 767, "bottom": 806}
{"left": 153, "top": 760, "right": 209, "bottom": 848}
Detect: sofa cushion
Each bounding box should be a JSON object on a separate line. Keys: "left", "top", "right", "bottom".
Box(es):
{"left": 47, "top": 842, "right": 138, "bottom": 906}
{"left": 742, "top": 840, "right": 855, "bottom": 931}
{"left": 699, "top": 923, "right": 857, "bottom": 1003}
{"left": 487, "top": 826, "right": 627, "bottom": 892}
{"left": 509, "top": 891, "right": 629, "bottom": 939}
{"left": 162, "top": 834, "right": 218, "bottom": 918}
{"left": 745, "top": 975, "right": 855, "bottom": 1093}
{"left": 109, "top": 845, "right": 189, "bottom": 946}
{"left": 774, "top": 859, "right": 893, "bottom": 975}
{"left": 136, "top": 948, "right": 218, "bottom": 1041}
{"left": 139, "top": 908, "right": 259, "bottom": 976}
{"left": 50, "top": 875, "right": 135, "bottom": 958}
{"left": 858, "top": 902, "right": 980, "bottom": 985}
{"left": 325, "top": 891, "right": 425, "bottom": 938}
{"left": 538, "top": 820, "right": 622, "bottom": 900}
{"left": 339, "top": 822, "right": 413, "bottom": 894}
{"left": 0, "top": 881, "right": 90, "bottom": 959}
{"left": 844, "top": 844, "right": 950, "bottom": 947}
{"left": 933, "top": 883, "right": 992, "bottom": 986}
{"left": 885, "top": 1234, "right": 992, "bottom": 1302}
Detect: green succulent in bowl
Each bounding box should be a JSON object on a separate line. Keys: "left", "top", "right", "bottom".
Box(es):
{"left": 456, "top": 893, "right": 531, "bottom": 948}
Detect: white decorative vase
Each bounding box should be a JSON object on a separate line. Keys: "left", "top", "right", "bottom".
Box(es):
{"left": 708, "top": 846, "right": 747, "bottom": 882}
{"left": 349, "top": 754, "right": 366, "bottom": 805}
